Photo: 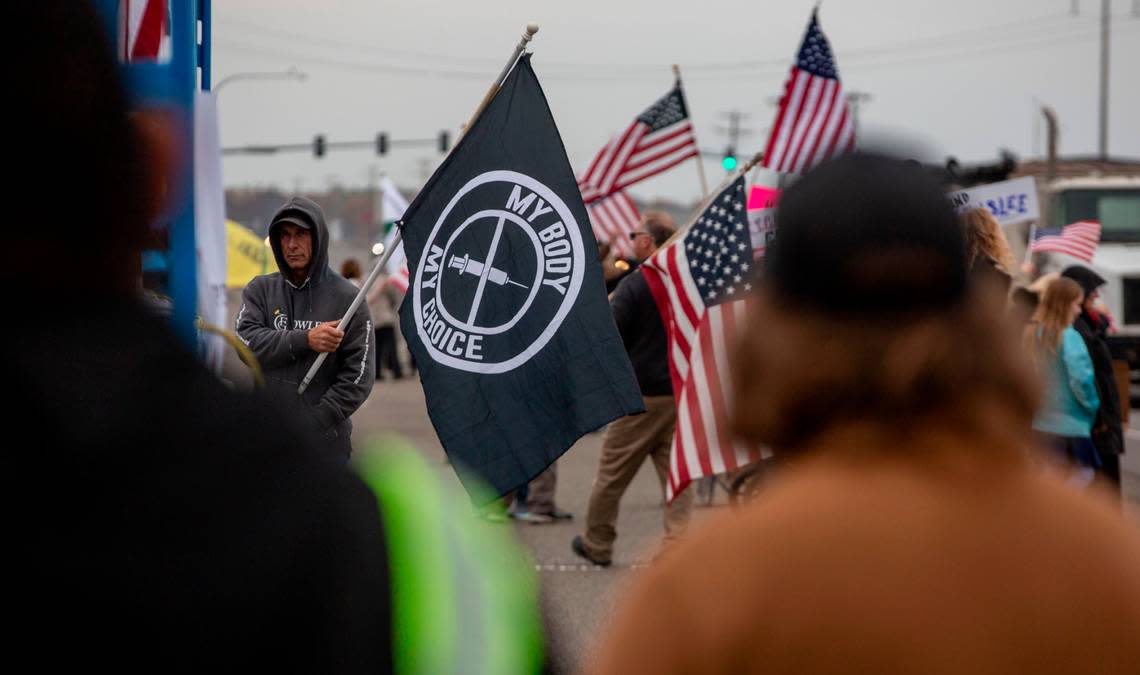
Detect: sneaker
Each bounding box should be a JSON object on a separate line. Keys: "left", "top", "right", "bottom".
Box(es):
{"left": 515, "top": 511, "right": 553, "bottom": 524}
{"left": 571, "top": 535, "right": 611, "bottom": 567}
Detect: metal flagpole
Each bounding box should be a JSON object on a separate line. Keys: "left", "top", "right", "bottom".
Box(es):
{"left": 299, "top": 23, "right": 540, "bottom": 395}
{"left": 673, "top": 64, "right": 709, "bottom": 197}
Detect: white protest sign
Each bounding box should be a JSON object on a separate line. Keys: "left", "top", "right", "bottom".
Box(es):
{"left": 947, "top": 176, "right": 1039, "bottom": 226}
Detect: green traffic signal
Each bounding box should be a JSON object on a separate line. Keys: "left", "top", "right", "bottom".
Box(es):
{"left": 722, "top": 155, "right": 738, "bottom": 171}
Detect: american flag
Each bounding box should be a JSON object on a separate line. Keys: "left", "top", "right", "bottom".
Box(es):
{"left": 118, "top": 0, "right": 172, "bottom": 64}
{"left": 761, "top": 10, "right": 854, "bottom": 174}
{"left": 586, "top": 191, "right": 641, "bottom": 258}
{"left": 641, "top": 175, "right": 765, "bottom": 500}
{"left": 578, "top": 84, "right": 700, "bottom": 208}
{"left": 1030, "top": 220, "right": 1102, "bottom": 263}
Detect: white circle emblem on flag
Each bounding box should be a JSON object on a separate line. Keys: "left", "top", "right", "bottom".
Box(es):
{"left": 412, "top": 171, "right": 585, "bottom": 374}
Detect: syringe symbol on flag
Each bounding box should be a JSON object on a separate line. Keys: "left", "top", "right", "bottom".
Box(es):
{"left": 448, "top": 253, "right": 529, "bottom": 289}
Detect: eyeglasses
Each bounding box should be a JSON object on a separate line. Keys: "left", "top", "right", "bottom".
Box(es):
{"left": 628, "top": 231, "right": 651, "bottom": 242}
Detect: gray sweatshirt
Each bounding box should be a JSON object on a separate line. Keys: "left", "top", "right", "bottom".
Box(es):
{"left": 236, "top": 196, "right": 375, "bottom": 444}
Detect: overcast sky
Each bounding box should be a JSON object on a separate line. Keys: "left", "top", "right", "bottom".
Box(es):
{"left": 214, "top": 0, "right": 1140, "bottom": 203}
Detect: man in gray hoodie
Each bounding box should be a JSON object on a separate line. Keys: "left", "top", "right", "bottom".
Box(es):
{"left": 237, "top": 197, "right": 375, "bottom": 458}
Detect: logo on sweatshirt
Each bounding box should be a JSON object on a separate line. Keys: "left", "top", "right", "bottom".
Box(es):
{"left": 273, "top": 312, "right": 289, "bottom": 331}
{"left": 411, "top": 171, "right": 585, "bottom": 374}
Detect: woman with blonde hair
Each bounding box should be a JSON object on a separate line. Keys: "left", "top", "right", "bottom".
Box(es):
{"left": 1024, "top": 276, "right": 1101, "bottom": 481}
{"left": 960, "top": 207, "right": 1015, "bottom": 291}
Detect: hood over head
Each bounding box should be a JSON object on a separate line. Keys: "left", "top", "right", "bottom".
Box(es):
{"left": 267, "top": 196, "right": 330, "bottom": 286}
{"left": 1060, "top": 264, "right": 1106, "bottom": 297}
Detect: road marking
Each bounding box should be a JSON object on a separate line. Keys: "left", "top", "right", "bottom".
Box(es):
{"left": 534, "top": 562, "right": 651, "bottom": 572}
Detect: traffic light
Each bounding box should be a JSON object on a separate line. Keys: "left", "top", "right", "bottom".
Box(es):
{"left": 438, "top": 130, "right": 450, "bottom": 154}
{"left": 376, "top": 133, "right": 389, "bottom": 156}
{"left": 721, "top": 147, "right": 737, "bottom": 171}
{"left": 313, "top": 134, "right": 326, "bottom": 158}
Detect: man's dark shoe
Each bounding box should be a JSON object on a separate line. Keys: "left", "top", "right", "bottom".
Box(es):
{"left": 571, "top": 535, "right": 611, "bottom": 567}
{"left": 549, "top": 508, "right": 573, "bottom": 521}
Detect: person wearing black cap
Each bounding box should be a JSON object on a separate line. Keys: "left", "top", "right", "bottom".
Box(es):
{"left": 1062, "top": 264, "right": 1125, "bottom": 496}
{"left": 237, "top": 196, "right": 375, "bottom": 459}
{"left": 590, "top": 154, "right": 1140, "bottom": 675}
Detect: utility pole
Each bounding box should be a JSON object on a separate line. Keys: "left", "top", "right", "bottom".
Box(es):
{"left": 845, "top": 91, "right": 872, "bottom": 140}
{"left": 716, "top": 111, "right": 752, "bottom": 171}
{"left": 1099, "top": 0, "right": 1110, "bottom": 159}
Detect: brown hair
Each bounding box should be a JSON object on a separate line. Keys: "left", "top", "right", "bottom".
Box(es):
{"left": 960, "top": 208, "right": 1016, "bottom": 274}
{"left": 731, "top": 286, "right": 1039, "bottom": 452}
{"left": 340, "top": 258, "right": 362, "bottom": 280}
{"left": 1028, "top": 276, "right": 1082, "bottom": 357}
{"left": 642, "top": 211, "right": 676, "bottom": 247}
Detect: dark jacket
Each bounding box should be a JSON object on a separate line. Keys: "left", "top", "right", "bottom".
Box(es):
{"left": 237, "top": 197, "right": 375, "bottom": 450}
{"left": 611, "top": 269, "right": 672, "bottom": 397}
{"left": 1074, "top": 311, "right": 1124, "bottom": 456}
{"left": 14, "top": 298, "right": 392, "bottom": 673}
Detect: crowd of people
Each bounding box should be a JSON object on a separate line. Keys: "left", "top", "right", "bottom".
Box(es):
{"left": 20, "top": 2, "right": 1140, "bottom": 673}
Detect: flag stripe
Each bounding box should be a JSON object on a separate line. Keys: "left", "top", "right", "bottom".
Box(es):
{"left": 769, "top": 70, "right": 809, "bottom": 172}
{"left": 761, "top": 66, "right": 799, "bottom": 171}
{"left": 598, "top": 125, "right": 647, "bottom": 197}
{"left": 625, "top": 128, "right": 697, "bottom": 173}
{"left": 802, "top": 82, "right": 843, "bottom": 170}
{"left": 781, "top": 77, "right": 826, "bottom": 173}
{"left": 616, "top": 149, "right": 701, "bottom": 194}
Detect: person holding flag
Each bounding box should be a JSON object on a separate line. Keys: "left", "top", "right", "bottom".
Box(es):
{"left": 572, "top": 211, "right": 694, "bottom": 567}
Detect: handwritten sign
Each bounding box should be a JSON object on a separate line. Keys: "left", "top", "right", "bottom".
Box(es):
{"left": 746, "top": 187, "right": 782, "bottom": 256}
{"left": 947, "top": 176, "right": 1039, "bottom": 226}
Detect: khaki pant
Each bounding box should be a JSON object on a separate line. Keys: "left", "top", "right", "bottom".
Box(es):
{"left": 526, "top": 463, "right": 558, "bottom": 515}
{"left": 580, "top": 396, "right": 693, "bottom": 562}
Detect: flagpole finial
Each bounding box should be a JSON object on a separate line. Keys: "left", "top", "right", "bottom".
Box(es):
{"left": 525, "top": 23, "right": 540, "bottom": 39}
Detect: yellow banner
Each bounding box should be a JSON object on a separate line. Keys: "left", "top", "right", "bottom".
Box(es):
{"left": 226, "top": 220, "right": 271, "bottom": 288}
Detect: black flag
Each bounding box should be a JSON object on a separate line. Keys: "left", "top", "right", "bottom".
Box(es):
{"left": 397, "top": 55, "right": 644, "bottom": 499}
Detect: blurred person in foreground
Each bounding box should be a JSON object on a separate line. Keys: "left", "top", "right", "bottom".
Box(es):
{"left": 1062, "top": 265, "right": 1123, "bottom": 495}
{"left": 572, "top": 211, "right": 692, "bottom": 566}
{"left": 1024, "top": 277, "right": 1101, "bottom": 486}
{"left": 237, "top": 196, "right": 375, "bottom": 459}
{"left": 11, "top": 3, "right": 541, "bottom": 673}
{"left": 590, "top": 154, "right": 1140, "bottom": 674}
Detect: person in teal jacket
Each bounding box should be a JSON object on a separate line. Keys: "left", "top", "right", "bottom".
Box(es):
{"left": 1025, "top": 277, "right": 1100, "bottom": 480}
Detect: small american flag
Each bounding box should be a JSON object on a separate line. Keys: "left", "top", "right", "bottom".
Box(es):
{"left": 641, "top": 175, "right": 766, "bottom": 500}
{"left": 586, "top": 191, "right": 641, "bottom": 258}
{"left": 118, "top": 0, "right": 172, "bottom": 64}
{"left": 578, "top": 84, "right": 699, "bottom": 208}
{"left": 761, "top": 10, "right": 854, "bottom": 174}
{"left": 1030, "top": 220, "right": 1102, "bottom": 263}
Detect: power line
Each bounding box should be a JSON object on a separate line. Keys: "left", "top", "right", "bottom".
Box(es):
{"left": 214, "top": 20, "right": 1140, "bottom": 84}
{"left": 217, "top": 10, "right": 1084, "bottom": 74}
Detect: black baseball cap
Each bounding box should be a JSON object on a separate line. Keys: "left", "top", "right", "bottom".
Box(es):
{"left": 764, "top": 153, "right": 967, "bottom": 315}
{"left": 270, "top": 214, "right": 312, "bottom": 231}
